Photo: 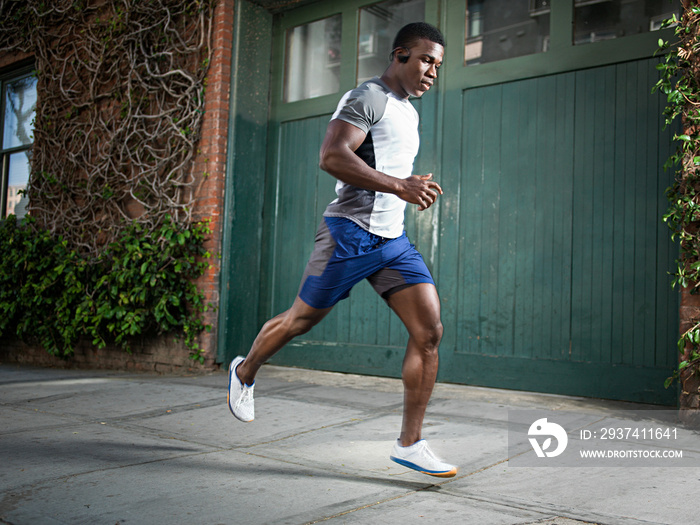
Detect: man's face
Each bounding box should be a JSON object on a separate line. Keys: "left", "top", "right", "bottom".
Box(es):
{"left": 395, "top": 38, "right": 444, "bottom": 98}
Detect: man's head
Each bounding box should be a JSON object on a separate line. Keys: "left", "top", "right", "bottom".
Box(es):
{"left": 384, "top": 22, "right": 445, "bottom": 99}
{"left": 390, "top": 22, "right": 445, "bottom": 63}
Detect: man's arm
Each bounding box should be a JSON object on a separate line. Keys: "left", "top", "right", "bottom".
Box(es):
{"left": 319, "top": 119, "right": 443, "bottom": 211}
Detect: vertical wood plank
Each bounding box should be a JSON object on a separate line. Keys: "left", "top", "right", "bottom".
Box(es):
{"left": 459, "top": 87, "right": 483, "bottom": 355}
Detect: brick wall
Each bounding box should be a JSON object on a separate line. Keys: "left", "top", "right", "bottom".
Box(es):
{"left": 680, "top": 287, "right": 700, "bottom": 421}
{"left": 190, "top": 0, "right": 236, "bottom": 368}
{"left": 1, "top": 337, "right": 206, "bottom": 375}
{"left": 0, "top": 50, "right": 31, "bottom": 70}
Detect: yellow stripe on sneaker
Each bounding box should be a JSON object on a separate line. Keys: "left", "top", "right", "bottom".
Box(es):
{"left": 422, "top": 467, "right": 457, "bottom": 478}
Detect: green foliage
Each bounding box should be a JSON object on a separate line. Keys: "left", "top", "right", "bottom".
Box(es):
{"left": 654, "top": 4, "right": 700, "bottom": 388}
{"left": 0, "top": 216, "right": 212, "bottom": 363}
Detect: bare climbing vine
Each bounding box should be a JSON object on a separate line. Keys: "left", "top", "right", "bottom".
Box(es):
{"left": 0, "top": 0, "right": 215, "bottom": 256}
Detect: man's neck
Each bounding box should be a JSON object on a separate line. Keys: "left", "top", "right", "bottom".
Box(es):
{"left": 380, "top": 69, "right": 409, "bottom": 100}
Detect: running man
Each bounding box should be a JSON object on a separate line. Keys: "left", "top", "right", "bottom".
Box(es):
{"left": 227, "top": 22, "right": 456, "bottom": 478}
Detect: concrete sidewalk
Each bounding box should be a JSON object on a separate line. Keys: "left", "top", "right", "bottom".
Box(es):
{"left": 0, "top": 362, "right": 697, "bottom": 525}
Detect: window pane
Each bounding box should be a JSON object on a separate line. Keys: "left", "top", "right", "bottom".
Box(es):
{"left": 465, "top": 0, "right": 550, "bottom": 66}
{"left": 284, "top": 15, "right": 342, "bottom": 103}
{"left": 358, "top": 0, "right": 425, "bottom": 85}
{"left": 6, "top": 150, "right": 30, "bottom": 218}
{"left": 574, "top": 0, "right": 678, "bottom": 45}
{"left": 3, "top": 74, "right": 37, "bottom": 149}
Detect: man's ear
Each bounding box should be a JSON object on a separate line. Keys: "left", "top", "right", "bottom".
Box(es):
{"left": 390, "top": 47, "right": 410, "bottom": 63}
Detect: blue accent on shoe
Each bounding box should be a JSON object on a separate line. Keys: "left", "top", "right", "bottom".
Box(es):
{"left": 389, "top": 455, "right": 452, "bottom": 475}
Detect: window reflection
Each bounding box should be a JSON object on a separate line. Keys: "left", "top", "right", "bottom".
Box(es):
{"left": 2, "top": 71, "right": 36, "bottom": 219}
{"left": 6, "top": 150, "right": 30, "bottom": 218}
{"left": 574, "top": 0, "right": 678, "bottom": 45}
{"left": 284, "top": 15, "right": 342, "bottom": 102}
{"left": 465, "top": 0, "right": 550, "bottom": 66}
{"left": 3, "top": 75, "right": 37, "bottom": 149}
{"left": 357, "top": 0, "right": 425, "bottom": 85}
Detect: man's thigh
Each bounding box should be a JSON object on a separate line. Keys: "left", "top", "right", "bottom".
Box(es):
{"left": 386, "top": 283, "right": 442, "bottom": 342}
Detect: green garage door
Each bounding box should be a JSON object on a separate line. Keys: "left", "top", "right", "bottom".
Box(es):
{"left": 437, "top": 60, "right": 678, "bottom": 404}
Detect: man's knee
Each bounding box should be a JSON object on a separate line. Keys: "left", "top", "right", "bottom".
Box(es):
{"left": 279, "top": 301, "right": 328, "bottom": 337}
{"left": 278, "top": 313, "right": 315, "bottom": 338}
{"left": 415, "top": 319, "right": 443, "bottom": 352}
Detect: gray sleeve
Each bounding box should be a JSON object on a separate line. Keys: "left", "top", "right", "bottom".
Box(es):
{"left": 333, "top": 84, "right": 388, "bottom": 134}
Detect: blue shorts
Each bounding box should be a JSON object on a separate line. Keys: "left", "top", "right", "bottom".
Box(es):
{"left": 298, "top": 217, "right": 435, "bottom": 309}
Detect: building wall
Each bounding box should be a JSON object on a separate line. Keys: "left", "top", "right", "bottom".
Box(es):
{"left": 0, "top": 0, "right": 236, "bottom": 373}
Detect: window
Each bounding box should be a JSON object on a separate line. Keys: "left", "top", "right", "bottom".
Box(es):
{"left": 357, "top": 0, "right": 425, "bottom": 84}
{"left": 574, "top": 0, "right": 677, "bottom": 45}
{"left": 465, "top": 0, "right": 550, "bottom": 66}
{"left": 1, "top": 69, "right": 36, "bottom": 219}
{"left": 284, "top": 15, "right": 342, "bottom": 103}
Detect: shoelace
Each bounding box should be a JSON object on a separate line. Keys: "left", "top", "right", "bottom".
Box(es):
{"left": 414, "top": 441, "right": 442, "bottom": 462}
{"left": 235, "top": 385, "right": 254, "bottom": 409}
{"left": 417, "top": 441, "right": 431, "bottom": 455}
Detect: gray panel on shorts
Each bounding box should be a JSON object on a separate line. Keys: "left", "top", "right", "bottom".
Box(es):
{"left": 298, "top": 220, "right": 337, "bottom": 295}
{"left": 366, "top": 267, "right": 408, "bottom": 298}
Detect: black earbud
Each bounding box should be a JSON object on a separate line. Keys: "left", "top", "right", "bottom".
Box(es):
{"left": 390, "top": 47, "right": 410, "bottom": 64}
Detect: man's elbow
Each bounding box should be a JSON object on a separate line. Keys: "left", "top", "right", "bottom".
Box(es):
{"left": 319, "top": 150, "right": 333, "bottom": 173}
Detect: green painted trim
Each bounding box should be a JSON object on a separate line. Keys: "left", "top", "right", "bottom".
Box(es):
{"left": 271, "top": 340, "right": 406, "bottom": 375}
{"left": 269, "top": 13, "right": 285, "bottom": 121}
{"left": 339, "top": 6, "right": 359, "bottom": 90}
{"left": 257, "top": 117, "right": 281, "bottom": 322}
{"left": 273, "top": 94, "right": 340, "bottom": 122}
{"left": 217, "top": 0, "right": 244, "bottom": 364}
{"left": 439, "top": 353, "right": 678, "bottom": 407}
{"left": 446, "top": 31, "right": 674, "bottom": 91}
{"left": 273, "top": 0, "right": 405, "bottom": 33}
{"left": 549, "top": 0, "right": 573, "bottom": 51}
{"left": 217, "top": 1, "right": 273, "bottom": 364}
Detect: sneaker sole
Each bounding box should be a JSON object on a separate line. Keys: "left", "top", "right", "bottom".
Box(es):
{"left": 227, "top": 359, "right": 253, "bottom": 423}
{"left": 390, "top": 456, "right": 457, "bottom": 478}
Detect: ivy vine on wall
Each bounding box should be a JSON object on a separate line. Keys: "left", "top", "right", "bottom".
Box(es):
{"left": 0, "top": 0, "right": 217, "bottom": 361}
{"left": 655, "top": 1, "right": 700, "bottom": 394}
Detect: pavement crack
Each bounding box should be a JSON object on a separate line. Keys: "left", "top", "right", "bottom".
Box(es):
{"left": 299, "top": 483, "right": 440, "bottom": 524}
{"left": 236, "top": 418, "right": 365, "bottom": 449}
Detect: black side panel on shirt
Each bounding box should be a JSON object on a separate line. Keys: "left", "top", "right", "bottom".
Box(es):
{"left": 354, "top": 131, "right": 376, "bottom": 169}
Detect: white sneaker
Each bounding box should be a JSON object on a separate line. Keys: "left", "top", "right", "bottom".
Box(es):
{"left": 227, "top": 356, "right": 254, "bottom": 422}
{"left": 390, "top": 439, "right": 457, "bottom": 478}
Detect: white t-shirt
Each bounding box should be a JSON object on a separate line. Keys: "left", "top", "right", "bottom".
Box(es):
{"left": 323, "top": 77, "right": 420, "bottom": 239}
